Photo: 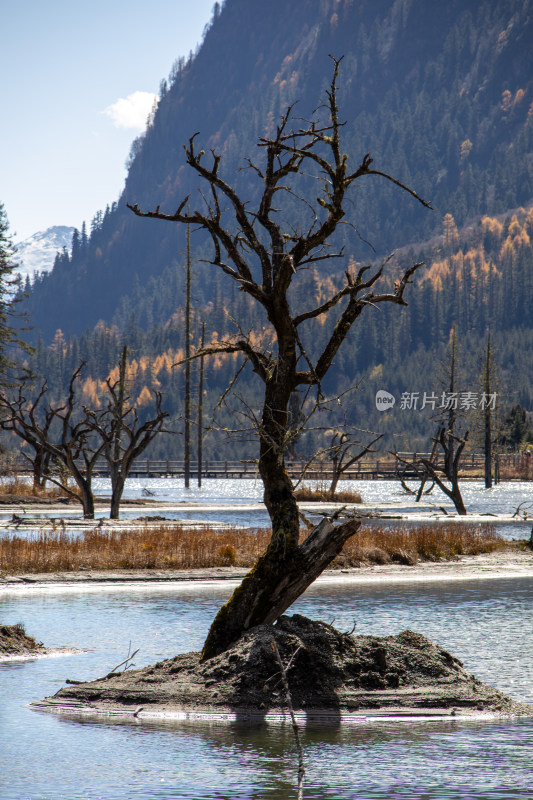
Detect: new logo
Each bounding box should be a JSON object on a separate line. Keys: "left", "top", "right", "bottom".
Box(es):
{"left": 375, "top": 390, "right": 396, "bottom": 411}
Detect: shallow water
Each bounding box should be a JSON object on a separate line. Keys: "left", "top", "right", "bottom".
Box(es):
{"left": 1, "top": 575, "right": 532, "bottom": 800}
{"left": 1, "top": 477, "right": 532, "bottom": 538}
{"left": 90, "top": 475, "right": 533, "bottom": 517}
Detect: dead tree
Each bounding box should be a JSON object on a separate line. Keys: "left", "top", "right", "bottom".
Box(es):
{"left": 398, "top": 427, "right": 468, "bottom": 515}
{"left": 0, "top": 366, "right": 104, "bottom": 518}
{"left": 85, "top": 348, "right": 169, "bottom": 519}
{"left": 128, "top": 57, "right": 431, "bottom": 659}
{"left": 184, "top": 223, "right": 192, "bottom": 489}
{"left": 397, "top": 330, "right": 468, "bottom": 515}
{"left": 479, "top": 333, "right": 501, "bottom": 487}
{"left": 327, "top": 431, "right": 383, "bottom": 496}
{"left": 394, "top": 439, "right": 438, "bottom": 500}
{"left": 0, "top": 380, "right": 54, "bottom": 489}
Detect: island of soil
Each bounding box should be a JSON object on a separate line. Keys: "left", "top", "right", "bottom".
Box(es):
{"left": 33, "top": 615, "right": 532, "bottom": 721}
{"left": 0, "top": 624, "right": 48, "bottom": 658}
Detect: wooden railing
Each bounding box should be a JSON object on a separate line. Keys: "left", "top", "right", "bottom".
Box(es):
{"left": 0, "top": 452, "right": 526, "bottom": 480}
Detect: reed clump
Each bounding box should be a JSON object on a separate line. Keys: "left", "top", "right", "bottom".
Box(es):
{"left": 0, "top": 480, "right": 69, "bottom": 500}
{"left": 0, "top": 521, "right": 508, "bottom": 574}
{"left": 294, "top": 487, "right": 362, "bottom": 503}
{"left": 336, "top": 522, "right": 507, "bottom": 567}
{"left": 0, "top": 526, "right": 272, "bottom": 573}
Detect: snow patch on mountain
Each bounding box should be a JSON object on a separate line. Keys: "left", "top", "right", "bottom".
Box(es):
{"left": 14, "top": 226, "right": 74, "bottom": 279}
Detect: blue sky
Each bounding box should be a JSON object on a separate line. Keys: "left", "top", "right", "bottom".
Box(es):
{"left": 1, "top": 0, "right": 215, "bottom": 241}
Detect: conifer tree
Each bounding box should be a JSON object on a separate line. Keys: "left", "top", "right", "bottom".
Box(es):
{"left": 0, "top": 203, "right": 29, "bottom": 378}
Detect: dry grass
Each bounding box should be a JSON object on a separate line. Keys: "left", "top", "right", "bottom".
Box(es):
{"left": 294, "top": 487, "right": 362, "bottom": 503}
{"left": 0, "top": 521, "right": 509, "bottom": 574}
{"left": 0, "top": 479, "right": 70, "bottom": 500}
{"left": 336, "top": 522, "right": 507, "bottom": 567}
{"left": 0, "top": 526, "right": 272, "bottom": 573}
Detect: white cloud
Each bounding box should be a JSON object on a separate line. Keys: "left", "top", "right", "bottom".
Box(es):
{"left": 104, "top": 91, "right": 158, "bottom": 131}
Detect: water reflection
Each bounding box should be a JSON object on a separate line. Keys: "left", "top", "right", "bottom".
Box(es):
{"left": 1, "top": 576, "right": 532, "bottom": 799}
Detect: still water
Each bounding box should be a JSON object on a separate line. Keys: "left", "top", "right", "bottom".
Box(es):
{"left": 1, "top": 478, "right": 532, "bottom": 799}
{"left": 1, "top": 576, "right": 532, "bottom": 800}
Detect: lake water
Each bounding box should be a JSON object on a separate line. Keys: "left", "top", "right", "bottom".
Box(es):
{"left": 2, "top": 477, "right": 532, "bottom": 538}
{"left": 1, "top": 479, "right": 532, "bottom": 799}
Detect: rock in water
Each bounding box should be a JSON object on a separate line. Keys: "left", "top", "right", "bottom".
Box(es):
{"left": 33, "top": 615, "right": 532, "bottom": 720}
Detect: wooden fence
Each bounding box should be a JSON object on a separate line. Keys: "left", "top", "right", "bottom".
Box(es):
{"left": 1, "top": 452, "right": 528, "bottom": 481}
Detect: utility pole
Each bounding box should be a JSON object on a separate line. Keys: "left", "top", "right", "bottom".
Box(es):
{"left": 184, "top": 224, "right": 191, "bottom": 489}
{"left": 483, "top": 333, "right": 493, "bottom": 489}
{"left": 197, "top": 322, "right": 205, "bottom": 488}
{"left": 113, "top": 345, "right": 127, "bottom": 472}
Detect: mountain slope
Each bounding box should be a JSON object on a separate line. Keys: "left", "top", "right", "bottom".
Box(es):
{"left": 24, "top": 0, "right": 533, "bottom": 342}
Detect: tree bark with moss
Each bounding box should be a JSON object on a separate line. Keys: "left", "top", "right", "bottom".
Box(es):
{"left": 129, "top": 57, "right": 430, "bottom": 659}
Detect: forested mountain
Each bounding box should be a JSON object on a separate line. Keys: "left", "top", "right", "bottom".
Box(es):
{"left": 23, "top": 0, "right": 533, "bottom": 341}
{"left": 15, "top": 0, "right": 533, "bottom": 457}
{"left": 23, "top": 205, "right": 533, "bottom": 456}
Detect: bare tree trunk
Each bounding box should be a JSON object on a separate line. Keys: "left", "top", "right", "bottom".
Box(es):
{"left": 201, "top": 370, "right": 361, "bottom": 660}
{"left": 415, "top": 439, "right": 439, "bottom": 502}
{"left": 329, "top": 470, "right": 340, "bottom": 497}
{"left": 110, "top": 471, "right": 127, "bottom": 520}
{"left": 66, "top": 459, "right": 96, "bottom": 520}
{"left": 484, "top": 413, "right": 493, "bottom": 489}
{"left": 80, "top": 486, "right": 95, "bottom": 519}
{"left": 32, "top": 448, "right": 50, "bottom": 490}
{"left": 201, "top": 515, "right": 360, "bottom": 660}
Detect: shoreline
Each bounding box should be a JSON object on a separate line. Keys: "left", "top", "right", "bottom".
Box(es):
{"left": 2, "top": 548, "right": 533, "bottom": 593}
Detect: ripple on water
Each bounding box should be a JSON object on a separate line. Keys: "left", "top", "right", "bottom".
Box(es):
{"left": 0, "top": 574, "right": 532, "bottom": 799}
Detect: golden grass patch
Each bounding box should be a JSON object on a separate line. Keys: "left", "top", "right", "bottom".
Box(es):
{"left": 0, "top": 521, "right": 507, "bottom": 574}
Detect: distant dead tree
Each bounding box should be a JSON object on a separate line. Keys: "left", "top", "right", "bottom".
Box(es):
{"left": 85, "top": 347, "right": 169, "bottom": 519}
{"left": 0, "top": 379, "right": 54, "bottom": 489}
{"left": 327, "top": 431, "right": 383, "bottom": 496}
{"left": 397, "top": 427, "right": 468, "bottom": 515}
{"left": 0, "top": 365, "right": 105, "bottom": 518}
{"left": 397, "top": 330, "right": 468, "bottom": 515}
{"left": 128, "top": 56, "right": 431, "bottom": 659}
{"left": 298, "top": 429, "right": 383, "bottom": 497}
{"left": 394, "top": 439, "right": 437, "bottom": 499}
{"left": 0, "top": 353, "right": 169, "bottom": 519}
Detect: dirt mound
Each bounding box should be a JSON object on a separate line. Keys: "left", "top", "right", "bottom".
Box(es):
{"left": 0, "top": 624, "right": 46, "bottom": 657}
{"left": 36, "top": 615, "right": 532, "bottom": 720}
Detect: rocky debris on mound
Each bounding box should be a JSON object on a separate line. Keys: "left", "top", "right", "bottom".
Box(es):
{"left": 37, "top": 615, "right": 532, "bottom": 719}
{"left": 0, "top": 624, "right": 47, "bottom": 657}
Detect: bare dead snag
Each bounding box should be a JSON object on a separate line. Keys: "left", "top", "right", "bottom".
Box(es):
{"left": 128, "top": 56, "right": 430, "bottom": 658}
{"left": 201, "top": 515, "right": 361, "bottom": 659}
{"left": 396, "top": 428, "right": 468, "bottom": 515}
{"left": 84, "top": 350, "right": 169, "bottom": 519}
